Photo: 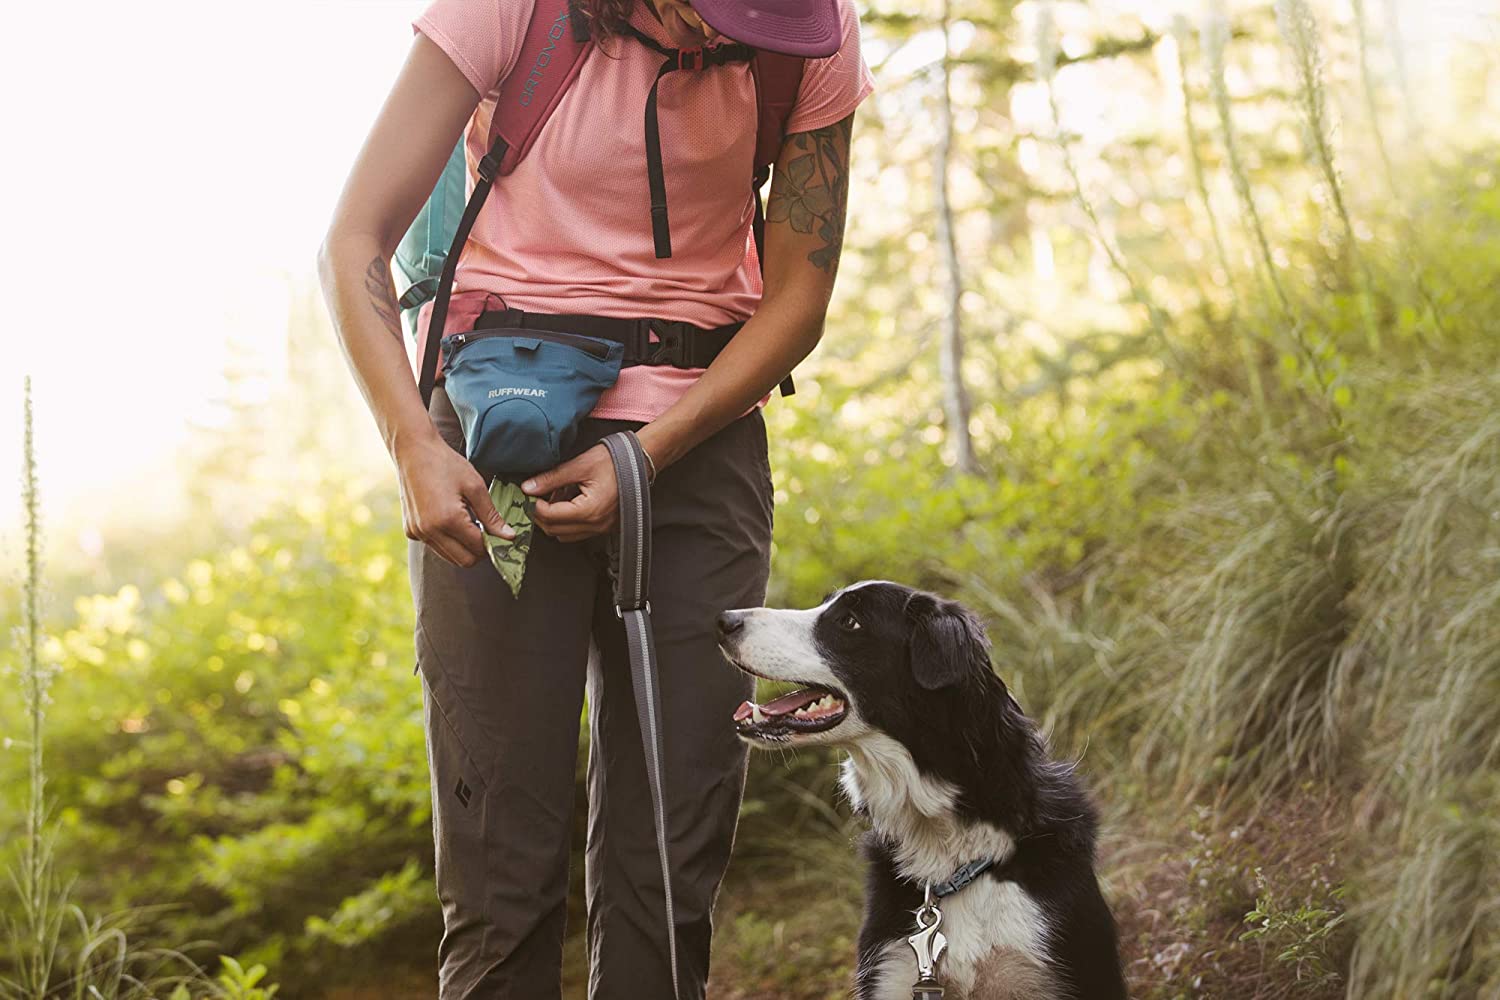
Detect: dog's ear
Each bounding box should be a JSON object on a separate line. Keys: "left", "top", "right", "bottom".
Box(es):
{"left": 906, "top": 593, "right": 991, "bottom": 691}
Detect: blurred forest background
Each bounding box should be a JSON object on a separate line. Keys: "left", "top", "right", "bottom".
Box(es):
{"left": 4, "top": 0, "right": 1499, "bottom": 996}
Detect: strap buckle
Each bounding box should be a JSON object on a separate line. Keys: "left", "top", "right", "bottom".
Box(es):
{"left": 676, "top": 48, "right": 702, "bottom": 70}
{"left": 398, "top": 276, "right": 440, "bottom": 310}
{"left": 615, "top": 600, "right": 652, "bottom": 619}
{"left": 644, "top": 321, "right": 686, "bottom": 366}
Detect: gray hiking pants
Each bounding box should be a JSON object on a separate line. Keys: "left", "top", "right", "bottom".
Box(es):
{"left": 408, "top": 385, "right": 773, "bottom": 999}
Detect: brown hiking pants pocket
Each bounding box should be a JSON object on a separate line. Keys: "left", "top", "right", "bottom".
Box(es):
{"left": 409, "top": 385, "right": 773, "bottom": 1000}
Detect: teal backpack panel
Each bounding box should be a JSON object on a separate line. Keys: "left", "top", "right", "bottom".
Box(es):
{"left": 393, "top": 139, "right": 467, "bottom": 343}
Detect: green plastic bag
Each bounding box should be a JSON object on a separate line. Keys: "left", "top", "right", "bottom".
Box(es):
{"left": 483, "top": 478, "right": 536, "bottom": 598}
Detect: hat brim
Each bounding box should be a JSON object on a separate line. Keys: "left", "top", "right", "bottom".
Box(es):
{"left": 691, "top": 0, "right": 843, "bottom": 58}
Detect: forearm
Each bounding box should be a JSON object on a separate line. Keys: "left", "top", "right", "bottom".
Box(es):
{"left": 636, "top": 293, "right": 824, "bottom": 470}
{"left": 316, "top": 233, "right": 441, "bottom": 462}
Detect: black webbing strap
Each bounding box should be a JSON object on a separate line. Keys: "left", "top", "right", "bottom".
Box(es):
{"left": 418, "top": 137, "right": 509, "bottom": 410}
{"left": 631, "top": 24, "right": 797, "bottom": 395}
{"left": 473, "top": 308, "right": 742, "bottom": 369}
{"left": 600, "top": 430, "right": 680, "bottom": 1000}
{"left": 627, "top": 25, "right": 756, "bottom": 260}
{"left": 644, "top": 59, "right": 676, "bottom": 259}
{"left": 751, "top": 165, "right": 770, "bottom": 276}
{"left": 470, "top": 307, "right": 793, "bottom": 396}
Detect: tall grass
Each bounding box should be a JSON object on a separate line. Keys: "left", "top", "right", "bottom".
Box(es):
{"left": 1274, "top": 0, "right": 1379, "bottom": 351}
{"left": 1, "top": 379, "right": 265, "bottom": 1000}
{"left": 963, "top": 7, "right": 1500, "bottom": 995}
{"left": 1342, "top": 380, "right": 1500, "bottom": 997}
{"left": 1201, "top": 5, "right": 1290, "bottom": 320}
{"left": 976, "top": 204, "right": 1499, "bottom": 997}
{"left": 1035, "top": 0, "right": 1176, "bottom": 361}
{"left": 1171, "top": 13, "right": 1271, "bottom": 431}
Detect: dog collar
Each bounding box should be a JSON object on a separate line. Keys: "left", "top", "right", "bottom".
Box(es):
{"left": 928, "top": 857, "right": 997, "bottom": 899}
{"left": 907, "top": 860, "right": 998, "bottom": 991}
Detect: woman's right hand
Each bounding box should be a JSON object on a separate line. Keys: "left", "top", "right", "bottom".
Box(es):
{"left": 397, "top": 431, "right": 513, "bottom": 567}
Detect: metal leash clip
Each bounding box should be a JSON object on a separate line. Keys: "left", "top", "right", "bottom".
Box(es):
{"left": 908, "top": 882, "right": 947, "bottom": 999}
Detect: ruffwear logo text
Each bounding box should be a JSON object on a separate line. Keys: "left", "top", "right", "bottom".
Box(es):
{"left": 488, "top": 387, "right": 548, "bottom": 399}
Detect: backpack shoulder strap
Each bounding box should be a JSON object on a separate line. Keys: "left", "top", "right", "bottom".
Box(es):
{"left": 488, "top": 0, "right": 594, "bottom": 177}
{"left": 749, "top": 50, "right": 806, "bottom": 179}
{"left": 417, "top": 0, "right": 593, "bottom": 406}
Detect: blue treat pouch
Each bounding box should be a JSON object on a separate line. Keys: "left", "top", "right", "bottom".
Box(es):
{"left": 440, "top": 328, "right": 625, "bottom": 481}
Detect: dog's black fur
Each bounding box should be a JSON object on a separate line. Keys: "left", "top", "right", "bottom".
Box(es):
{"left": 721, "top": 582, "right": 1126, "bottom": 999}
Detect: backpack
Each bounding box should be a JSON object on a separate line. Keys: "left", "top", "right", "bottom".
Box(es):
{"left": 393, "top": 139, "right": 466, "bottom": 343}
{"left": 392, "top": 0, "right": 806, "bottom": 394}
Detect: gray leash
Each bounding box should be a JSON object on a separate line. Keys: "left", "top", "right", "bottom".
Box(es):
{"left": 600, "top": 430, "right": 680, "bottom": 1000}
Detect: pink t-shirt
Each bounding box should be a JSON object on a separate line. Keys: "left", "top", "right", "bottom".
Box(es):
{"left": 411, "top": 0, "right": 874, "bottom": 421}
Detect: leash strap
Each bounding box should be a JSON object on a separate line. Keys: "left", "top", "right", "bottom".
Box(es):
{"left": 601, "top": 430, "right": 681, "bottom": 1000}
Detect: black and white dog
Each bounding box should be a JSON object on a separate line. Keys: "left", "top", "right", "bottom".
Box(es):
{"left": 716, "top": 581, "right": 1125, "bottom": 1000}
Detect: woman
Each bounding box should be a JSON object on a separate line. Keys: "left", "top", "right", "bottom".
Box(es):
{"left": 316, "top": 0, "right": 872, "bottom": 996}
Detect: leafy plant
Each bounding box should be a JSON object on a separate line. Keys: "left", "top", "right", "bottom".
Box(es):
{"left": 0, "top": 379, "right": 276, "bottom": 1000}
{"left": 1241, "top": 870, "right": 1348, "bottom": 990}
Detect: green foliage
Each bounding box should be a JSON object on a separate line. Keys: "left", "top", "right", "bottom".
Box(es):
{"left": 1, "top": 485, "right": 423, "bottom": 984}
{"left": 1241, "top": 872, "right": 1348, "bottom": 990}
{"left": 2, "top": 379, "right": 278, "bottom": 1000}
{"left": 204, "top": 956, "right": 277, "bottom": 1000}
{"left": 7, "top": 4, "right": 1500, "bottom": 998}
{"left": 761, "top": 74, "right": 1500, "bottom": 997}
{"left": 302, "top": 861, "right": 430, "bottom": 950}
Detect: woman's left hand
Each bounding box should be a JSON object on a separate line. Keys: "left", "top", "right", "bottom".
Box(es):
{"left": 523, "top": 444, "right": 619, "bottom": 542}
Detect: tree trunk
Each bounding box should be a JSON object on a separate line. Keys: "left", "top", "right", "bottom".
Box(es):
{"left": 935, "top": 0, "right": 979, "bottom": 474}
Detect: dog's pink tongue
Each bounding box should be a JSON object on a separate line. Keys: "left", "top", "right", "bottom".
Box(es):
{"left": 761, "top": 688, "right": 822, "bottom": 716}
{"left": 733, "top": 700, "right": 756, "bottom": 722}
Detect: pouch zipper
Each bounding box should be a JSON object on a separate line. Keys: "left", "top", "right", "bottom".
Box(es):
{"left": 445, "top": 327, "right": 613, "bottom": 361}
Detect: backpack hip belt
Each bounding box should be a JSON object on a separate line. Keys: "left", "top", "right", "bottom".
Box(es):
{"left": 455, "top": 307, "right": 793, "bottom": 394}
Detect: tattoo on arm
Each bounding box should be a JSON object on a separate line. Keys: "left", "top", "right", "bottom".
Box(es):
{"left": 364, "top": 255, "right": 405, "bottom": 343}
{"left": 766, "top": 114, "right": 853, "bottom": 274}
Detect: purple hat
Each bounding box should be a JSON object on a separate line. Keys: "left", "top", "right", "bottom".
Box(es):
{"left": 690, "top": 0, "right": 843, "bottom": 58}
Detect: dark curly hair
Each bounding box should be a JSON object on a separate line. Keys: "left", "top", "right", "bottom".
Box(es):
{"left": 578, "top": 0, "right": 640, "bottom": 44}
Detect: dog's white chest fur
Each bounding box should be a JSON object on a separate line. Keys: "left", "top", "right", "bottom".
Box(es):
{"left": 864, "top": 881, "right": 1058, "bottom": 1000}
{"left": 843, "top": 739, "right": 1062, "bottom": 1000}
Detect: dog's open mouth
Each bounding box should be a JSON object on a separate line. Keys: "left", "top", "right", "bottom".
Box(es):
{"left": 733, "top": 686, "right": 848, "bottom": 739}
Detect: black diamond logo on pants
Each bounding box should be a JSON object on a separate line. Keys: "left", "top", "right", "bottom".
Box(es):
{"left": 454, "top": 778, "right": 472, "bottom": 807}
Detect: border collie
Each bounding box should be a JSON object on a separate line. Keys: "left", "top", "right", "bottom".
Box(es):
{"left": 716, "top": 581, "right": 1125, "bottom": 1000}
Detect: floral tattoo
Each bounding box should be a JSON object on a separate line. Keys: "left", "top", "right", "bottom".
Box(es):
{"left": 364, "top": 254, "right": 404, "bottom": 343}
{"left": 766, "top": 113, "right": 853, "bottom": 274}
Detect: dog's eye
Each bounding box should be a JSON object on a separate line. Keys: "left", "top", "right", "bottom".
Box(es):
{"left": 839, "top": 612, "right": 861, "bottom": 631}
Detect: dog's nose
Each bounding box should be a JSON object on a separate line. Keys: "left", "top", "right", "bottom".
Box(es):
{"left": 716, "top": 610, "right": 746, "bottom": 637}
